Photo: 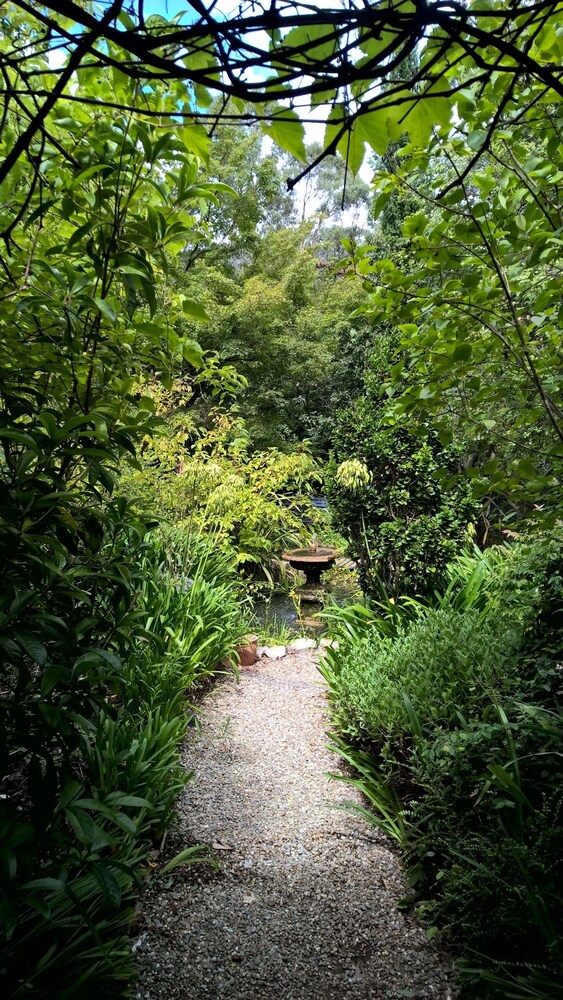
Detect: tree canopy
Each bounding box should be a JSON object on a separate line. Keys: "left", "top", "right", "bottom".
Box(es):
{"left": 1, "top": 0, "right": 562, "bottom": 237}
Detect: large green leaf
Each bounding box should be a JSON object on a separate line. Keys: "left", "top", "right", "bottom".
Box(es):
{"left": 338, "top": 124, "right": 366, "bottom": 176}
{"left": 324, "top": 103, "right": 345, "bottom": 152}
{"left": 281, "top": 23, "right": 338, "bottom": 63}
{"left": 180, "top": 298, "right": 209, "bottom": 322}
{"left": 386, "top": 88, "right": 452, "bottom": 147}
{"left": 356, "top": 108, "right": 389, "bottom": 157}
{"left": 262, "top": 107, "right": 307, "bottom": 163}
{"left": 179, "top": 124, "right": 210, "bottom": 163}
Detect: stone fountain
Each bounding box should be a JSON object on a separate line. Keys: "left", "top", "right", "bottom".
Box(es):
{"left": 282, "top": 542, "right": 339, "bottom": 600}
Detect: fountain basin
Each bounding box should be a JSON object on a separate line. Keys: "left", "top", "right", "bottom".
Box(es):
{"left": 282, "top": 546, "right": 339, "bottom": 588}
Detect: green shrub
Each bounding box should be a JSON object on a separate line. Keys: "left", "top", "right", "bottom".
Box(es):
{"left": 322, "top": 535, "right": 563, "bottom": 997}
{"left": 120, "top": 407, "right": 323, "bottom": 579}
{"left": 408, "top": 701, "right": 563, "bottom": 997}
{"left": 326, "top": 336, "right": 479, "bottom": 599}
{"left": 488, "top": 529, "right": 563, "bottom": 697}
{"left": 0, "top": 528, "right": 243, "bottom": 998}
{"left": 327, "top": 606, "right": 520, "bottom": 744}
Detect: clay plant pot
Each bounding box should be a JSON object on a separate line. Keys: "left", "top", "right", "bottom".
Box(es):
{"left": 235, "top": 635, "right": 259, "bottom": 667}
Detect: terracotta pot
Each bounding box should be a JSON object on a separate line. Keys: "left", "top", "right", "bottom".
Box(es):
{"left": 235, "top": 635, "right": 258, "bottom": 667}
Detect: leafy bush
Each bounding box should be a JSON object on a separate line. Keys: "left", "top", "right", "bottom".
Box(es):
{"left": 0, "top": 55, "right": 248, "bottom": 998}
{"left": 407, "top": 700, "right": 563, "bottom": 997}
{"left": 322, "top": 535, "right": 563, "bottom": 997}
{"left": 327, "top": 364, "right": 479, "bottom": 598}
{"left": 121, "top": 407, "right": 322, "bottom": 578}
{"left": 326, "top": 607, "right": 519, "bottom": 745}
{"left": 0, "top": 529, "right": 242, "bottom": 997}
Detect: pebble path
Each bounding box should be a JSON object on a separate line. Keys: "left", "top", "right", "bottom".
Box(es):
{"left": 135, "top": 649, "right": 455, "bottom": 1000}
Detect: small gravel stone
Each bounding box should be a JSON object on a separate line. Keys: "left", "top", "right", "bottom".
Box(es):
{"left": 135, "top": 650, "right": 456, "bottom": 1000}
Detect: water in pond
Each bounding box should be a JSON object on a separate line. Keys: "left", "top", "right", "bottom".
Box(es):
{"left": 251, "top": 592, "right": 303, "bottom": 637}
{"left": 251, "top": 593, "right": 326, "bottom": 639}
{"left": 251, "top": 559, "right": 361, "bottom": 640}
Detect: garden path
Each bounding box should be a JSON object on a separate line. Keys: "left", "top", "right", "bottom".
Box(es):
{"left": 135, "top": 649, "right": 454, "bottom": 1000}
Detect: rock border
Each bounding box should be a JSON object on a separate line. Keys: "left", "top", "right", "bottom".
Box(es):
{"left": 256, "top": 637, "right": 338, "bottom": 660}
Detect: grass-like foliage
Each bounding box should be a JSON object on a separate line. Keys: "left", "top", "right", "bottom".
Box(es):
{"left": 321, "top": 535, "right": 563, "bottom": 998}
{"left": 126, "top": 530, "right": 244, "bottom": 714}
{"left": 0, "top": 529, "right": 242, "bottom": 999}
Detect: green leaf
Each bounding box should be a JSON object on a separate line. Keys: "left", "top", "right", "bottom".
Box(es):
{"left": 356, "top": 108, "right": 389, "bottom": 156}
{"left": 387, "top": 89, "right": 451, "bottom": 147}
{"left": 65, "top": 805, "right": 97, "bottom": 844}
{"left": 111, "top": 813, "right": 138, "bottom": 836}
{"left": 92, "top": 865, "right": 122, "bottom": 908}
{"left": 67, "top": 219, "right": 100, "bottom": 250}
{"left": 337, "top": 124, "right": 365, "bottom": 177}
{"left": 41, "top": 663, "right": 69, "bottom": 696}
{"left": 403, "top": 213, "right": 428, "bottom": 237}
{"left": 0, "top": 429, "right": 41, "bottom": 454}
{"left": 160, "top": 845, "right": 220, "bottom": 875}
{"left": 92, "top": 298, "right": 117, "bottom": 323}
{"left": 28, "top": 896, "right": 51, "bottom": 920}
{"left": 106, "top": 794, "right": 151, "bottom": 808}
{"left": 453, "top": 343, "right": 472, "bottom": 362}
{"left": 71, "top": 163, "right": 112, "bottom": 185}
{"left": 181, "top": 299, "right": 209, "bottom": 322}
{"left": 467, "top": 130, "right": 487, "bottom": 151}
{"left": 137, "top": 395, "right": 155, "bottom": 412}
{"left": 262, "top": 108, "right": 307, "bottom": 163}
{"left": 324, "top": 103, "right": 346, "bottom": 153}
{"left": 179, "top": 124, "right": 210, "bottom": 163}
{"left": 182, "top": 338, "right": 204, "bottom": 367}
{"left": 17, "top": 635, "right": 47, "bottom": 666}
{"left": 282, "top": 23, "right": 338, "bottom": 63}
{"left": 23, "top": 877, "right": 66, "bottom": 892}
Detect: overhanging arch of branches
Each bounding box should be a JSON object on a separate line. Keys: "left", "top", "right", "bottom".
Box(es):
{"left": 0, "top": 0, "right": 562, "bottom": 212}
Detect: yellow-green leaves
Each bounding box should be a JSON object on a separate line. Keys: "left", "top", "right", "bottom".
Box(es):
{"left": 356, "top": 109, "right": 390, "bottom": 157}
{"left": 402, "top": 213, "right": 428, "bottom": 237}
{"left": 280, "top": 23, "right": 338, "bottom": 64}
{"left": 322, "top": 83, "right": 453, "bottom": 177}
{"left": 179, "top": 123, "right": 210, "bottom": 163}
{"left": 179, "top": 297, "right": 210, "bottom": 323}
{"left": 385, "top": 88, "right": 452, "bottom": 147}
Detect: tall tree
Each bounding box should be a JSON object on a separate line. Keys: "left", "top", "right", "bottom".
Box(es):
{"left": 178, "top": 223, "right": 374, "bottom": 450}
{"left": 350, "top": 92, "right": 563, "bottom": 517}
{"left": 182, "top": 114, "right": 296, "bottom": 273}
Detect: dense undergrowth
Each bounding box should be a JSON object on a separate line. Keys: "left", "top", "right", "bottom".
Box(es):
{"left": 121, "top": 406, "right": 323, "bottom": 582}
{"left": 0, "top": 529, "right": 242, "bottom": 997}
{"left": 321, "top": 535, "right": 563, "bottom": 998}
{"left": 0, "top": 63, "right": 250, "bottom": 995}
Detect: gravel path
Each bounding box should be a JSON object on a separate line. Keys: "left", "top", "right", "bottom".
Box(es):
{"left": 135, "top": 649, "right": 455, "bottom": 1000}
